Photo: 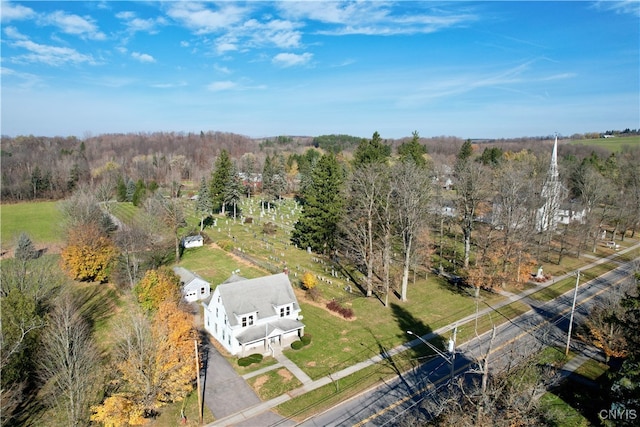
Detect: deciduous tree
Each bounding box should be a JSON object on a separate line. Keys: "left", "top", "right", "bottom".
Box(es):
{"left": 195, "top": 176, "right": 213, "bottom": 230}
{"left": 134, "top": 268, "right": 181, "bottom": 312}
{"left": 340, "top": 163, "right": 387, "bottom": 297}
{"left": 39, "top": 293, "right": 101, "bottom": 427}
{"left": 60, "top": 223, "right": 118, "bottom": 282}
{"left": 144, "top": 194, "right": 186, "bottom": 261}
{"left": 392, "top": 161, "right": 432, "bottom": 301}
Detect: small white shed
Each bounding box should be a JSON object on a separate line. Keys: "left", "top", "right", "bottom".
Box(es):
{"left": 182, "top": 235, "right": 204, "bottom": 249}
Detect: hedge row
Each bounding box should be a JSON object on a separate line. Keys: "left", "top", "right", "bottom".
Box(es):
{"left": 291, "top": 334, "right": 312, "bottom": 350}
{"left": 326, "top": 300, "right": 354, "bottom": 319}
{"left": 238, "top": 353, "right": 263, "bottom": 367}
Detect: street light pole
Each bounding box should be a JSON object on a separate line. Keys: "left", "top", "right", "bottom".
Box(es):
{"left": 407, "top": 329, "right": 456, "bottom": 384}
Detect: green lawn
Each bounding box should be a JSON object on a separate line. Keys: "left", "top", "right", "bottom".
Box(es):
{"left": 248, "top": 368, "right": 303, "bottom": 401}
{"left": 0, "top": 201, "right": 63, "bottom": 248}
{"left": 569, "top": 135, "right": 640, "bottom": 152}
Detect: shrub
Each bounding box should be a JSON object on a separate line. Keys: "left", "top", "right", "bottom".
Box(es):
{"left": 218, "top": 239, "right": 234, "bottom": 252}
{"left": 300, "top": 334, "right": 312, "bottom": 346}
{"left": 301, "top": 271, "right": 318, "bottom": 290}
{"left": 291, "top": 340, "right": 304, "bottom": 350}
{"left": 262, "top": 222, "right": 277, "bottom": 235}
{"left": 306, "top": 287, "right": 321, "bottom": 301}
{"left": 238, "top": 353, "right": 263, "bottom": 366}
{"left": 326, "top": 300, "right": 354, "bottom": 319}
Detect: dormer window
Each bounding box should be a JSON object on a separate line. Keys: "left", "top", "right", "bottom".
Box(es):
{"left": 241, "top": 315, "right": 254, "bottom": 327}
{"left": 279, "top": 305, "right": 291, "bottom": 317}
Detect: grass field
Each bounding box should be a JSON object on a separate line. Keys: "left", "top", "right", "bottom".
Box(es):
{"left": 0, "top": 201, "right": 63, "bottom": 249}
{"left": 3, "top": 193, "right": 634, "bottom": 424}
{"left": 569, "top": 135, "right": 640, "bottom": 152}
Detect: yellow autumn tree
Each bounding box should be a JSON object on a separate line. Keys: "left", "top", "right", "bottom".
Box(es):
{"left": 301, "top": 271, "right": 318, "bottom": 290}
{"left": 92, "top": 301, "right": 197, "bottom": 423}
{"left": 90, "top": 394, "right": 145, "bottom": 427}
{"left": 134, "top": 268, "right": 181, "bottom": 312}
{"left": 150, "top": 300, "right": 197, "bottom": 404}
{"left": 60, "top": 223, "right": 118, "bottom": 282}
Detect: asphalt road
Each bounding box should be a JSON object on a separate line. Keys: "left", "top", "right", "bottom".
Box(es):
{"left": 297, "top": 259, "right": 638, "bottom": 427}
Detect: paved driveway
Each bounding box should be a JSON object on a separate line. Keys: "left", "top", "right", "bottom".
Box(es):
{"left": 200, "top": 337, "right": 262, "bottom": 419}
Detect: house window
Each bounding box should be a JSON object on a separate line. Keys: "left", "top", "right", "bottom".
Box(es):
{"left": 280, "top": 306, "right": 291, "bottom": 317}
{"left": 201, "top": 287, "right": 205, "bottom": 294}
{"left": 216, "top": 307, "right": 219, "bottom": 318}
{"left": 242, "top": 315, "right": 254, "bottom": 327}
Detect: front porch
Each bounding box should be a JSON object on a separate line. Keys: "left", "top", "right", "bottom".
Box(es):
{"left": 236, "top": 319, "right": 305, "bottom": 356}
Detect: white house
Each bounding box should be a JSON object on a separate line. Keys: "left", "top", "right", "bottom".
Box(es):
{"left": 203, "top": 272, "right": 305, "bottom": 356}
{"left": 182, "top": 235, "right": 204, "bottom": 249}
{"left": 173, "top": 266, "right": 211, "bottom": 302}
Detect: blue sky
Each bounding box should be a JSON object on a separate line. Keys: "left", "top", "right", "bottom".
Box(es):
{"left": 1, "top": 1, "right": 638, "bottom": 139}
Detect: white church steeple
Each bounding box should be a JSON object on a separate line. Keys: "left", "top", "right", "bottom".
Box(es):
{"left": 537, "top": 134, "right": 563, "bottom": 231}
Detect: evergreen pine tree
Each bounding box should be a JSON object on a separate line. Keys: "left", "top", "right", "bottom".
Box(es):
{"left": 116, "top": 176, "right": 127, "bottom": 202}
{"left": 223, "top": 164, "right": 243, "bottom": 219}
{"left": 291, "top": 153, "right": 345, "bottom": 254}
{"left": 195, "top": 177, "right": 213, "bottom": 230}
{"left": 15, "top": 232, "right": 37, "bottom": 261}
{"left": 397, "top": 130, "right": 427, "bottom": 167}
{"left": 210, "top": 150, "right": 232, "bottom": 214}
{"left": 352, "top": 131, "right": 391, "bottom": 168}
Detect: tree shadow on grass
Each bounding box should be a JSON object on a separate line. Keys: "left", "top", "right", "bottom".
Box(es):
{"left": 72, "top": 283, "right": 120, "bottom": 332}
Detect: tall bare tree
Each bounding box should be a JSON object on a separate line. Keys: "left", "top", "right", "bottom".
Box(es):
{"left": 392, "top": 161, "right": 432, "bottom": 301}
{"left": 454, "top": 157, "right": 492, "bottom": 269}
{"left": 341, "top": 163, "right": 387, "bottom": 297}
{"left": 145, "top": 194, "right": 186, "bottom": 261}
{"left": 39, "top": 293, "right": 101, "bottom": 427}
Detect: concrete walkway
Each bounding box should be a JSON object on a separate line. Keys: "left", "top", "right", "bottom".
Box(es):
{"left": 208, "top": 242, "right": 639, "bottom": 426}
{"left": 275, "top": 353, "right": 313, "bottom": 385}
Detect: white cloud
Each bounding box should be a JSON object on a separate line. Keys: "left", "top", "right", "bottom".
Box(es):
{"left": 0, "top": 1, "right": 36, "bottom": 22}
{"left": 278, "top": 1, "right": 476, "bottom": 36}
{"left": 243, "top": 18, "right": 302, "bottom": 49}
{"left": 207, "top": 80, "right": 237, "bottom": 91}
{"left": 44, "top": 10, "right": 106, "bottom": 40}
{"left": 214, "top": 64, "right": 232, "bottom": 74}
{"left": 3, "top": 25, "right": 27, "bottom": 40}
{"left": 593, "top": 1, "right": 640, "bottom": 17}
{"left": 272, "top": 52, "right": 313, "bottom": 67}
{"left": 0, "top": 65, "right": 43, "bottom": 88}
{"left": 152, "top": 81, "right": 188, "bottom": 89}
{"left": 167, "top": 2, "right": 247, "bottom": 34}
{"left": 116, "top": 11, "right": 166, "bottom": 34}
{"left": 11, "top": 39, "right": 96, "bottom": 66}
{"left": 215, "top": 40, "right": 238, "bottom": 54}
{"left": 131, "top": 52, "right": 156, "bottom": 63}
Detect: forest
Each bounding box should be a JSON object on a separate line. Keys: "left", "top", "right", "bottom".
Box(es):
{"left": 1, "top": 128, "right": 640, "bottom": 426}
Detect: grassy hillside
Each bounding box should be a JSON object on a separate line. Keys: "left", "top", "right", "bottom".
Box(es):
{"left": 0, "top": 201, "right": 63, "bottom": 251}
{"left": 569, "top": 135, "right": 640, "bottom": 152}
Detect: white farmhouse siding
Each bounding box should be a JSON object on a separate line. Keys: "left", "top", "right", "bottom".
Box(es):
{"left": 182, "top": 235, "right": 204, "bottom": 249}
{"left": 173, "top": 266, "right": 211, "bottom": 302}
{"left": 203, "top": 273, "right": 304, "bottom": 356}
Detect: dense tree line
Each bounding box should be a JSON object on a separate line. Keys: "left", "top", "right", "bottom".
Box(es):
{"left": 5, "top": 130, "right": 634, "bottom": 203}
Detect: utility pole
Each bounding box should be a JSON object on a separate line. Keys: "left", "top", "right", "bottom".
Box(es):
{"left": 565, "top": 270, "right": 580, "bottom": 356}
{"left": 195, "top": 340, "right": 203, "bottom": 425}
{"left": 448, "top": 326, "right": 457, "bottom": 384}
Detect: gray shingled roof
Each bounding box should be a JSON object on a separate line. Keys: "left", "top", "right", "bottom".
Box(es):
{"left": 216, "top": 272, "right": 300, "bottom": 327}
{"left": 235, "top": 319, "right": 304, "bottom": 344}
